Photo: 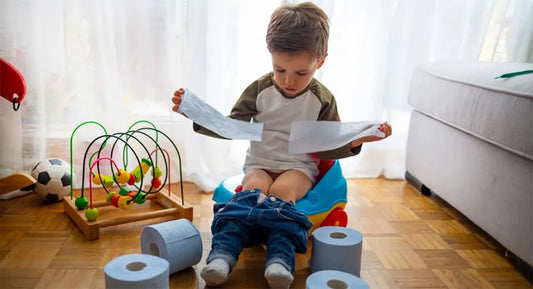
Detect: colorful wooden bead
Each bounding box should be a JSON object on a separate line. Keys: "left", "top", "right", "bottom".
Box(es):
{"left": 151, "top": 167, "right": 162, "bottom": 178}
{"left": 85, "top": 208, "right": 99, "bottom": 221}
{"left": 75, "top": 196, "right": 89, "bottom": 210}
{"left": 103, "top": 175, "right": 114, "bottom": 187}
{"left": 134, "top": 193, "right": 146, "bottom": 204}
{"left": 92, "top": 173, "right": 103, "bottom": 185}
{"left": 115, "top": 169, "right": 130, "bottom": 184}
{"left": 127, "top": 173, "right": 136, "bottom": 185}
{"left": 111, "top": 194, "right": 121, "bottom": 207}
{"left": 151, "top": 177, "right": 162, "bottom": 189}
{"left": 119, "top": 187, "right": 131, "bottom": 196}
{"left": 117, "top": 196, "right": 134, "bottom": 210}
{"left": 106, "top": 191, "right": 117, "bottom": 203}
{"left": 131, "top": 166, "right": 142, "bottom": 182}
{"left": 140, "top": 158, "right": 152, "bottom": 175}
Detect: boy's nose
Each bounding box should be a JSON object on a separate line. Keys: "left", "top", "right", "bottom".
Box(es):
{"left": 285, "top": 75, "right": 295, "bottom": 86}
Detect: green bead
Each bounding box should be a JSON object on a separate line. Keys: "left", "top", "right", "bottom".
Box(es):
{"left": 103, "top": 175, "right": 114, "bottom": 187}
{"left": 119, "top": 187, "right": 131, "bottom": 196}
{"left": 131, "top": 167, "right": 142, "bottom": 182}
{"left": 141, "top": 158, "right": 152, "bottom": 167}
{"left": 106, "top": 191, "right": 117, "bottom": 203}
{"left": 75, "top": 196, "right": 89, "bottom": 210}
{"left": 152, "top": 167, "right": 163, "bottom": 178}
{"left": 134, "top": 193, "right": 146, "bottom": 204}
{"left": 85, "top": 208, "right": 99, "bottom": 221}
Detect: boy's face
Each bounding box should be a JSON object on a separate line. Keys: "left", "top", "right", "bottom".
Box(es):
{"left": 271, "top": 51, "right": 325, "bottom": 97}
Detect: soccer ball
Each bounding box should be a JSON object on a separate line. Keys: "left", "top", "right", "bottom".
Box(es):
{"left": 31, "top": 158, "right": 72, "bottom": 202}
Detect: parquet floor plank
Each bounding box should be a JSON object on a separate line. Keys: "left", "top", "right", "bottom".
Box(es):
{"left": 0, "top": 178, "right": 531, "bottom": 289}
{"left": 433, "top": 268, "right": 496, "bottom": 289}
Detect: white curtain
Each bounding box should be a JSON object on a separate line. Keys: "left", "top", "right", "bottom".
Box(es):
{"left": 1, "top": 0, "right": 532, "bottom": 192}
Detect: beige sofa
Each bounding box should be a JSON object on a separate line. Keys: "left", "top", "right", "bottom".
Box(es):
{"left": 405, "top": 61, "right": 533, "bottom": 268}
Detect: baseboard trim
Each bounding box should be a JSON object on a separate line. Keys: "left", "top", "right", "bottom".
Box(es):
{"left": 405, "top": 170, "right": 432, "bottom": 196}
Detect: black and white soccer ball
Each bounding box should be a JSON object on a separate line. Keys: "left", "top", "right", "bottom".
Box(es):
{"left": 31, "top": 158, "right": 72, "bottom": 202}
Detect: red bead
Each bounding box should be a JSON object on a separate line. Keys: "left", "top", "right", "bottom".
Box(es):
{"left": 111, "top": 194, "right": 121, "bottom": 207}
{"left": 151, "top": 178, "right": 162, "bottom": 189}
{"left": 127, "top": 173, "right": 136, "bottom": 185}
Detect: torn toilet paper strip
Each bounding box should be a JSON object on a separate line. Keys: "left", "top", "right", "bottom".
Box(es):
{"left": 178, "top": 89, "right": 264, "bottom": 141}
{"left": 288, "top": 121, "right": 385, "bottom": 154}
{"left": 177, "top": 90, "right": 385, "bottom": 151}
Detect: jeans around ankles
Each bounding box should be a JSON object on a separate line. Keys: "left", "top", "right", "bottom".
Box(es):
{"left": 206, "top": 189, "right": 313, "bottom": 273}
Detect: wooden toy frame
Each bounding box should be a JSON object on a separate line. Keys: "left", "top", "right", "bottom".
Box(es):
{"left": 63, "top": 187, "right": 192, "bottom": 240}
{"left": 65, "top": 121, "right": 192, "bottom": 240}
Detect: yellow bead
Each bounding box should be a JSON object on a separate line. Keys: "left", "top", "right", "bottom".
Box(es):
{"left": 140, "top": 162, "right": 151, "bottom": 175}
{"left": 117, "top": 196, "right": 134, "bottom": 210}
{"left": 115, "top": 169, "right": 130, "bottom": 184}
{"left": 92, "top": 173, "right": 102, "bottom": 185}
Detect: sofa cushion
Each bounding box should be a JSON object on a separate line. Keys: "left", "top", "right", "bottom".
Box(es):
{"left": 408, "top": 61, "right": 533, "bottom": 160}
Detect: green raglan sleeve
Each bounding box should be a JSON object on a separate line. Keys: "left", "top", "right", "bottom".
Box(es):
{"left": 311, "top": 83, "right": 363, "bottom": 160}
{"left": 229, "top": 80, "right": 260, "bottom": 122}
{"left": 192, "top": 78, "right": 260, "bottom": 139}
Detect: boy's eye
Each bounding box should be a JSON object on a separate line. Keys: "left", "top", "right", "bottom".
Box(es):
{"left": 276, "top": 69, "right": 285, "bottom": 73}
{"left": 297, "top": 72, "right": 308, "bottom": 76}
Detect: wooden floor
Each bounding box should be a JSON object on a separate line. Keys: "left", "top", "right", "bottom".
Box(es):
{"left": 1, "top": 177, "right": 531, "bottom": 289}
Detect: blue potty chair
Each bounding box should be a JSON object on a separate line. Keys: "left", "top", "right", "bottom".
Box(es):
{"left": 213, "top": 159, "right": 348, "bottom": 233}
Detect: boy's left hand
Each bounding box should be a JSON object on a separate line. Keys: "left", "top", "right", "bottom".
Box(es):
{"left": 378, "top": 122, "right": 392, "bottom": 138}
{"left": 365, "top": 122, "right": 391, "bottom": 142}
{"left": 350, "top": 122, "right": 392, "bottom": 148}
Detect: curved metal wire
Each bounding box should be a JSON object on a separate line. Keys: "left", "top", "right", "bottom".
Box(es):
{"left": 76, "top": 124, "right": 184, "bottom": 206}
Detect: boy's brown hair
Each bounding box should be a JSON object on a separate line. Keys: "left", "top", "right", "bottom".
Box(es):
{"left": 266, "top": 2, "right": 329, "bottom": 61}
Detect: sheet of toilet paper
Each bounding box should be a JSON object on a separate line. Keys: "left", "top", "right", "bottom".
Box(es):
{"left": 104, "top": 254, "right": 169, "bottom": 289}
{"left": 306, "top": 270, "right": 369, "bottom": 289}
{"left": 309, "top": 226, "right": 363, "bottom": 276}
{"left": 178, "top": 89, "right": 264, "bottom": 141}
{"left": 140, "top": 219, "right": 202, "bottom": 274}
{"left": 288, "top": 121, "right": 385, "bottom": 154}
{"left": 178, "top": 89, "right": 384, "bottom": 150}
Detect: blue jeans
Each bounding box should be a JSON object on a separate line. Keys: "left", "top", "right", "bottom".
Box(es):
{"left": 207, "top": 189, "right": 313, "bottom": 273}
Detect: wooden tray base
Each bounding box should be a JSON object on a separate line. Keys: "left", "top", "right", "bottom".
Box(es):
{"left": 63, "top": 189, "right": 193, "bottom": 240}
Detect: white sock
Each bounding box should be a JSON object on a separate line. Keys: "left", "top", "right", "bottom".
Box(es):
{"left": 201, "top": 258, "right": 230, "bottom": 287}
{"left": 264, "top": 263, "right": 293, "bottom": 289}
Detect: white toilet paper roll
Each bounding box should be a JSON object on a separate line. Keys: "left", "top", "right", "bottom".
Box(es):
{"left": 104, "top": 254, "right": 169, "bottom": 289}
{"left": 309, "top": 226, "right": 363, "bottom": 277}
{"left": 140, "top": 218, "right": 202, "bottom": 274}
{"left": 306, "top": 270, "right": 369, "bottom": 289}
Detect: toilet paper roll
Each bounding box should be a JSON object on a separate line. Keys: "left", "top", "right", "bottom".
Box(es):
{"left": 309, "top": 226, "right": 363, "bottom": 277}
{"left": 140, "top": 218, "right": 202, "bottom": 274}
{"left": 306, "top": 270, "right": 369, "bottom": 289}
{"left": 104, "top": 254, "right": 169, "bottom": 289}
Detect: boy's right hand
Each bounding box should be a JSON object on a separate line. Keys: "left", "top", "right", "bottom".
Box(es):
{"left": 171, "top": 88, "right": 188, "bottom": 117}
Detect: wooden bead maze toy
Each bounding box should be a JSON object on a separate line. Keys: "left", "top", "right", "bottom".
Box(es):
{"left": 63, "top": 121, "right": 192, "bottom": 240}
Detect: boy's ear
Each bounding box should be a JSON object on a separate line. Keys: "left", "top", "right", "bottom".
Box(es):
{"left": 316, "top": 54, "right": 328, "bottom": 69}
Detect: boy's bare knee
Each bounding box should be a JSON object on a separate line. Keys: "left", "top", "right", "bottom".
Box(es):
{"left": 242, "top": 169, "right": 273, "bottom": 194}
{"left": 269, "top": 170, "right": 312, "bottom": 202}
